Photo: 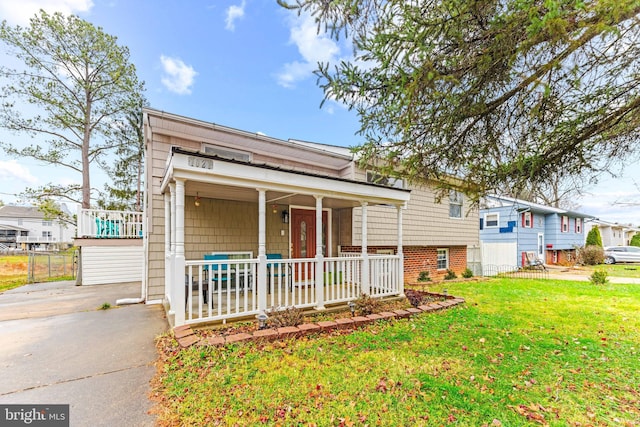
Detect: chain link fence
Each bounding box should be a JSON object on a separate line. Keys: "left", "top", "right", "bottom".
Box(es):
{"left": 27, "top": 250, "right": 78, "bottom": 283}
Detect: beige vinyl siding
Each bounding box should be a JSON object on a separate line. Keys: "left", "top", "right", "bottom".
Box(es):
{"left": 351, "top": 184, "right": 479, "bottom": 247}
{"left": 81, "top": 245, "right": 143, "bottom": 285}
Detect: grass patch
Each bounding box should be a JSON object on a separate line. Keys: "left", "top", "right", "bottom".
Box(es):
{"left": 152, "top": 279, "right": 640, "bottom": 426}
{"left": 583, "top": 263, "right": 640, "bottom": 279}
{"left": 0, "top": 252, "right": 76, "bottom": 292}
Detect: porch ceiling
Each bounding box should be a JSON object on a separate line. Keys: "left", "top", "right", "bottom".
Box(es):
{"left": 162, "top": 148, "right": 410, "bottom": 208}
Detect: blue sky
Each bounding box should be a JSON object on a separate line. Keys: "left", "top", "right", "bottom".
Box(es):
{"left": 0, "top": 0, "right": 638, "bottom": 225}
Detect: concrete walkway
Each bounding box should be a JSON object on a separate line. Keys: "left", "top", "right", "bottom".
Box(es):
{"left": 0, "top": 281, "right": 168, "bottom": 426}
{"left": 544, "top": 266, "right": 640, "bottom": 284}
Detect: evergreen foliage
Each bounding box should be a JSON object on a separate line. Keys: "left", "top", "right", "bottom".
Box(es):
{"left": 0, "top": 11, "right": 144, "bottom": 210}
{"left": 586, "top": 226, "right": 603, "bottom": 248}
{"left": 280, "top": 0, "right": 640, "bottom": 199}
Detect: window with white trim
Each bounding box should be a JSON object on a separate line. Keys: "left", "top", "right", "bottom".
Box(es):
{"left": 522, "top": 211, "right": 532, "bottom": 228}
{"left": 42, "top": 220, "right": 52, "bottom": 226}
{"left": 575, "top": 218, "right": 582, "bottom": 233}
{"left": 561, "top": 215, "right": 569, "bottom": 233}
{"left": 485, "top": 213, "right": 499, "bottom": 228}
{"left": 449, "top": 190, "right": 463, "bottom": 218}
{"left": 437, "top": 248, "right": 449, "bottom": 270}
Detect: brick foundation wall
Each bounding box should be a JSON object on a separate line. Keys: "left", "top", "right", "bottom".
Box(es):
{"left": 340, "top": 245, "right": 468, "bottom": 282}
{"left": 546, "top": 249, "right": 577, "bottom": 266}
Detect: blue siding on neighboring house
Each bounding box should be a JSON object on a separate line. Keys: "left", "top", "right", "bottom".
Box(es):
{"left": 481, "top": 197, "right": 590, "bottom": 267}
{"left": 545, "top": 213, "right": 584, "bottom": 250}
{"left": 479, "top": 206, "right": 517, "bottom": 243}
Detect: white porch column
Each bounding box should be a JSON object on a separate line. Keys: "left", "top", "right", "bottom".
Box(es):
{"left": 315, "top": 196, "right": 325, "bottom": 309}
{"left": 257, "top": 188, "right": 267, "bottom": 314}
{"left": 174, "top": 179, "right": 186, "bottom": 326}
{"left": 397, "top": 204, "right": 405, "bottom": 296}
{"left": 169, "top": 183, "right": 177, "bottom": 316}
{"left": 361, "top": 202, "right": 370, "bottom": 295}
{"left": 164, "top": 192, "right": 173, "bottom": 312}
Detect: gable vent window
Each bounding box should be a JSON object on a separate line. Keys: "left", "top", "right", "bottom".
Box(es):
{"left": 203, "top": 144, "right": 251, "bottom": 162}
{"left": 366, "top": 171, "right": 405, "bottom": 189}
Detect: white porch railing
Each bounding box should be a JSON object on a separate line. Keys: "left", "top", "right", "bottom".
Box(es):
{"left": 16, "top": 236, "right": 58, "bottom": 243}
{"left": 77, "top": 209, "right": 143, "bottom": 238}
{"left": 180, "top": 254, "right": 403, "bottom": 326}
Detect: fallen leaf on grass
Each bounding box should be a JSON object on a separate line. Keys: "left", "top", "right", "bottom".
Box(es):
{"left": 508, "top": 404, "right": 548, "bottom": 425}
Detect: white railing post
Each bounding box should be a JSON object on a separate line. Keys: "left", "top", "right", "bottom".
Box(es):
{"left": 76, "top": 205, "right": 83, "bottom": 238}
{"left": 315, "top": 196, "right": 325, "bottom": 309}
{"left": 174, "top": 179, "right": 186, "bottom": 327}
{"left": 361, "top": 202, "right": 370, "bottom": 295}
{"left": 257, "top": 189, "right": 267, "bottom": 314}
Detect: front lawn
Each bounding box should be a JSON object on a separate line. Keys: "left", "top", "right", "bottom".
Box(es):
{"left": 584, "top": 263, "right": 640, "bottom": 279}
{"left": 152, "top": 279, "right": 640, "bottom": 426}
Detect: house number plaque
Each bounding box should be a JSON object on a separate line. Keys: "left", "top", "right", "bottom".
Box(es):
{"left": 188, "top": 156, "right": 214, "bottom": 170}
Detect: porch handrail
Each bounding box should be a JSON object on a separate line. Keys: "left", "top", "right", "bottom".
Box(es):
{"left": 177, "top": 254, "right": 403, "bottom": 327}
{"left": 16, "top": 236, "right": 58, "bottom": 243}
{"left": 77, "top": 208, "right": 143, "bottom": 239}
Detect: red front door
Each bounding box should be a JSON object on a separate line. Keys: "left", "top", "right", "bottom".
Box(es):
{"left": 291, "top": 209, "right": 328, "bottom": 282}
{"left": 291, "top": 209, "right": 327, "bottom": 258}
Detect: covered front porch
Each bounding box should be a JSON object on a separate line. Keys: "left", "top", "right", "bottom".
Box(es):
{"left": 162, "top": 148, "right": 411, "bottom": 327}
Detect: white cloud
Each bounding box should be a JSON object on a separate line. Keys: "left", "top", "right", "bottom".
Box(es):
{"left": 0, "top": 0, "right": 93, "bottom": 25}
{"left": 225, "top": 0, "right": 246, "bottom": 31}
{"left": 0, "top": 160, "right": 38, "bottom": 184}
{"left": 160, "top": 55, "right": 197, "bottom": 95}
{"left": 276, "top": 12, "right": 341, "bottom": 88}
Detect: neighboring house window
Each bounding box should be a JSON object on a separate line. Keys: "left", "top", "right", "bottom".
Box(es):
{"left": 449, "top": 190, "right": 463, "bottom": 218}
{"left": 437, "top": 248, "right": 448, "bottom": 270}
{"left": 42, "top": 220, "right": 52, "bottom": 226}
{"left": 522, "top": 211, "right": 533, "bottom": 228}
{"left": 575, "top": 218, "right": 583, "bottom": 233}
{"left": 42, "top": 231, "right": 52, "bottom": 239}
{"left": 485, "top": 213, "right": 499, "bottom": 227}
{"left": 561, "top": 215, "right": 569, "bottom": 232}
{"left": 366, "top": 171, "right": 405, "bottom": 189}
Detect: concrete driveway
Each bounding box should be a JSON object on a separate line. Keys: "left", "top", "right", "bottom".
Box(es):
{"left": 0, "top": 280, "right": 168, "bottom": 426}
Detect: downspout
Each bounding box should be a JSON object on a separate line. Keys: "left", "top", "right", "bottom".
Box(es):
{"left": 117, "top": 116, "right": 149, "bottom": 306}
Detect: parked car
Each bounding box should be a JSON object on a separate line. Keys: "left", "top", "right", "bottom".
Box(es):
{"left": 603, "top": 246, "right": 640, "bottom": 264}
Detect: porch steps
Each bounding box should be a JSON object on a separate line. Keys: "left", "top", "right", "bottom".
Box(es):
{"left": 173, "top": 294, "right": 465, "bottom": 349}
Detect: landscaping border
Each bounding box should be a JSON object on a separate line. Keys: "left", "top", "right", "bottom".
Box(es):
{"left": 173, "top": 294, "right": 465, "bottom": 348}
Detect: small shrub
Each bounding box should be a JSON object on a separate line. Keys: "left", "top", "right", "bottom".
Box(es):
{"left": 589, "top": 270, "right": 609, "bottom": 286}
{"left": 444, "top": 269, "right": 457, "bottom": 280}
{"left": 267, "top": 306, "right": 304, "bottom": 327}
{"left": 354, "top": 293, "right": 382, "bottom": 315}
{"left": 404, "top": 289, "right": 424, "bottom": 307}
{"left": 578, "top": 245, "right": 605, "bottom": 265}
{"left": 417, "top": 271, "right": 431, "bottom": 282}
{"left": 462, "top": 268, "right": 473, "bottom": 278}
{"left": 99, "top": 302, "right": 111, "bottom": 310}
